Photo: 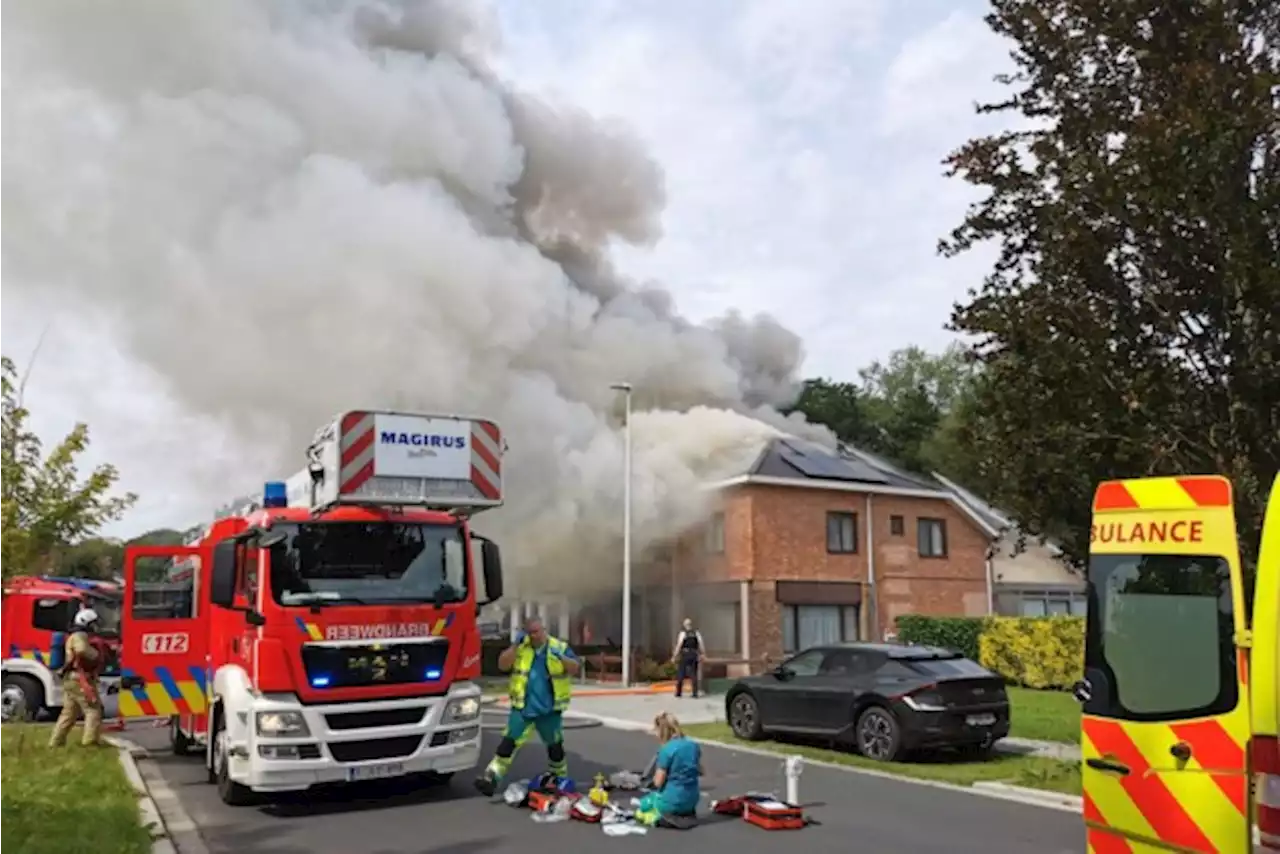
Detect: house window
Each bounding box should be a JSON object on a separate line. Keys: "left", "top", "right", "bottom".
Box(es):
{"left": 782, "top": 604, "right": 859, "bottom": 653}
{"left": 32, "top": 598, "right": 73, "bottom": 632}
{"left": 890, "top": 515, "right": 905, "bottom": 536}
{"left": 826, "top": 512, "right": 857, "bottom": 554}
{"left": 918, "top": 518, "right": 948, "bottom": 557}
{"left": 690, "top": 601, "right": 740, "bottom": 655}
{"left": 705, "top": 513, "right": 725, "bottom": 554}
{"left": 1018, "top": 594, "right": 1087, "bottom": 617}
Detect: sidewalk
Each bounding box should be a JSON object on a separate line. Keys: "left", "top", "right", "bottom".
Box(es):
{"left": 555, "top": 690, "right": 1083, "bottom": 761}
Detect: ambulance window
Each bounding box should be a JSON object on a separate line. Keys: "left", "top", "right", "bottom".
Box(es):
{"left": 1086, "top": 553, "right": 1235, "bottom": 722}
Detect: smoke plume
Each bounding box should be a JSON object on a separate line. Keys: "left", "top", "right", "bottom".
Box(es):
{"left": 2, "top": 0, "right": 832, "bottom": 598}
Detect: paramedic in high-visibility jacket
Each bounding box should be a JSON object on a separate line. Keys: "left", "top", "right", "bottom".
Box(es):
{"left": 475, "top": 617, "right": 581, "bottom": 796}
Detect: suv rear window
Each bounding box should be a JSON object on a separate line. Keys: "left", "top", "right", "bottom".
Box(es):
{"left": 904, "top": 657, "right": 991, "bottom": 678}
{"left": 1085, "top": 553, "right": 1235, "bottom": 722}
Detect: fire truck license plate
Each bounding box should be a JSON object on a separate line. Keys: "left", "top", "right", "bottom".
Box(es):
{"left": 345, "top": 762, "right": 405, "bottom": 782}
{"left": 966, "top": 714, "right": 996, "bottom": 727}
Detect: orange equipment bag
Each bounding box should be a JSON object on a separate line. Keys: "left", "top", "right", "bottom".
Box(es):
{"left": 743, "top": 799, "right": 805, "bottom": 830}
{"left": 526, "top": 790, "right": 559, "bottom": 812}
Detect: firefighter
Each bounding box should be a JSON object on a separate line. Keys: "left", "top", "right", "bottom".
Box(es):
{"left": 475, "top": 617, "right": 580, "bottom": 796}
{"left": 48, "top": 607, "right": 108, "bottom": 748}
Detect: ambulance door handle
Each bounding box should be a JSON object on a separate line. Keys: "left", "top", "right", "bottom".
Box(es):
{"left": 1169, "top": 742, "right": 1192, "bottom": 762}
{"left": 1086, "top": 758, "right": 1131, "bottom": 776}
{"left": 121, "top": 675, "right": 145, "bottom": 691}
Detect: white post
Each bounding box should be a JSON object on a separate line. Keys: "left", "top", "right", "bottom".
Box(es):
{"left": 509, "top": 602, "right": 521, "bottom": 642}
{"left": 612, "top": 382, "right": 634, "bottom": 689}
{"left": 537, "top": 601, "right": 550, "bottom": 626}
{"left": 622, "top": 387, "right": 633, "bottom": 689}
{"left": 784, "top": 755, "right": 804, "bottom": 805}
{"left": 557, "top": 596, "right": 570, "bottom": 640}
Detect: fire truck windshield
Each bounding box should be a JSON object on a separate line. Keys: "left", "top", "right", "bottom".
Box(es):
{"left": 266, "top": 521, "right": 468, "bottom": 607}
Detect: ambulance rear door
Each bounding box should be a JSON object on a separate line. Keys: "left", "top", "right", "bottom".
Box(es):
{"left": 120, "top": 545, "right": 209, "bottom": 720}
{"left": 1080, "top": 475, "right": 1250, "bottom": 853}
{"left": 1253, "top": 474, "right": 1280, "bottom": 852}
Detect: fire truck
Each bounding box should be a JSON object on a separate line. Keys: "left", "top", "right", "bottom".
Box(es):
{"left": 119, "top": 410, "right": 507, "bottom": 805}
{"left": 1079, "top": 473, "right": 1278, "bottom": 852}
{"left": 1, "top": 575, "right": 123, "bottom": 721}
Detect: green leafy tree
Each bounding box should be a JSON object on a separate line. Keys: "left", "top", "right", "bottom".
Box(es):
{"left": 785, "top": 378, "right": 880, "bottom": 448}
{"left": 1, "top": 356, "right": 138, "bottom": 579}
{"left": 941, "top": 0, "right": 1279, "bottom": 565}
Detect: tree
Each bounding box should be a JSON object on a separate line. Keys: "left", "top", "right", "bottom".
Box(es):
{"left": 1, "top": 356, "right": 138, "bottom": 579}
{"left": 858, "top": 343, "right": 979, "bottom": 475}
{"left": 790, "top": 345, "right": 985, "bottom": 479}
{"left": 941, "top": 0, "right": 1279, "bottom": 565}
{"left": 785, "top": 378, "right": 881, "bottom": 448}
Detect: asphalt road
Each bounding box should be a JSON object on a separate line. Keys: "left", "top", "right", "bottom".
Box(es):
{"left": 131, "top": 714, "right": 1083, "bottom": 854}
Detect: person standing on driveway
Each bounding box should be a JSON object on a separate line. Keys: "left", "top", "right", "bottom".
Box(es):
{"left": 48, "top": 608, "right": 108, "bottom": 748}
{"left": 475, "top": 617, "right": 581, "bottom": 795}
{"left": 672, "top": 618, "right": 704, "bottom": 698}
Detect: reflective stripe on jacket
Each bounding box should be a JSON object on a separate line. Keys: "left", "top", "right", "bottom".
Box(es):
{"left": 509, "top": 637, "right": 572, "bottom": 712}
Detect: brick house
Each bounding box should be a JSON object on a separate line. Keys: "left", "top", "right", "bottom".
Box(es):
{"left": 631, "top": 438, "right": 1004, "bottom": 675}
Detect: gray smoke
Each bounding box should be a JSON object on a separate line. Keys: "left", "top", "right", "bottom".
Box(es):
{"left": 2, "top": 0, "right": 832, "bottom": 598}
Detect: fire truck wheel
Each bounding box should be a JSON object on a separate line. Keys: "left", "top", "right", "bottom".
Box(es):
{"left": 2, "top": 674, "right": 43, "bottom": 722}
{"left": 212, "top": 713, "right": 256, "bottom": 806}
{"left": 170, "top": 716, "right": 195, "bottom": 756}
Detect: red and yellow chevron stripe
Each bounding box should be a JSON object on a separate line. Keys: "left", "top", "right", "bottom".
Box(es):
{"left": 1093, "top": 475, "right": 1233, "bottom": 512}
{"left": 1082, "top": 716, "right": 1249, "bottom": 852}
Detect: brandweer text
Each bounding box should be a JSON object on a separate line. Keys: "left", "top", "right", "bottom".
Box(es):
{"left": 324, "top": 623, "right": 433, "bottom": 641}
{"left": 1090, "top": 520, "right": 1204, "bottom": 544}
{"left": 379, "top": 431, "right": 467, "bottom": 449}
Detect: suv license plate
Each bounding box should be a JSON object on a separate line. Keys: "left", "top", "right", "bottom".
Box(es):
{"left": 345, "top": 761, "right": 405, "bottom": 782}
{"left": 966, "top": 714, "right": 996, "bottom": 727}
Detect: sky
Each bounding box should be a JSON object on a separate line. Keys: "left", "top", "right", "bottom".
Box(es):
{"left": 2, "top": 0, "right": 1015, "bottom": 539}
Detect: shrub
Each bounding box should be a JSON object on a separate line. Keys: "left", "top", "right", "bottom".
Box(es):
{"left": 635, "top": 657, "right": 677, "bottom": 682}
{"left": 979, "top": 616, "right": 1084, "bottom": 689}
{"left": 895, "top": 615, "right": 988, "bottom": 661}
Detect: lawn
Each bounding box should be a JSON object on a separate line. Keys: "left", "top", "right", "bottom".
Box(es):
{"left": 1, "top": 724, "right": 154, "bottom": 854}
{"left": 682, "top": 722, "right": 1082, "bottom": 796}
{"left": 1006, "top": 687, "right": 1080, "bottom": 745}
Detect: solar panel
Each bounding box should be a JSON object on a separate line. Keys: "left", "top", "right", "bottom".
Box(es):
{"left": 778, "top": 440, "right": 889, "bottom": 483}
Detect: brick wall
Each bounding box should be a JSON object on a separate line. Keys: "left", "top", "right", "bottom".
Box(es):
{"left": 661, "top": 483, "right": 994, "bottom": 669}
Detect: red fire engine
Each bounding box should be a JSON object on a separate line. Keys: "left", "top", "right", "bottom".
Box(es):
{"left": 1, "top": 575, "right": 123, "bottom": 720}
{"left": 119, "top": 410, "right": 506, "bottom": 805}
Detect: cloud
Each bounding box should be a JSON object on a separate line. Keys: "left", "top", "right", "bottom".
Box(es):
{"left": 2, "top": 0, "right": 1018, "bottom": 549}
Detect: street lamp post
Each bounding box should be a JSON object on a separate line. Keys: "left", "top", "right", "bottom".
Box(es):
{"left": 610, "top": 382, "right": 634, "bottom": 688}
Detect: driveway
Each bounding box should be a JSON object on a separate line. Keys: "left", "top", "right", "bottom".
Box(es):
{"left": 129, "top": 714, "right": 1083, "bottom": 854}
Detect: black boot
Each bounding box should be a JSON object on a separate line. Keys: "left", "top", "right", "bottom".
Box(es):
{"left": 474, "top": 769, "right": 498, "bottom": 797}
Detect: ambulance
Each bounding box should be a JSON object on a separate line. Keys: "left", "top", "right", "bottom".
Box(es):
{"left": 1081, "top": 473, "right": 1279, "bottom": 852}
{"left": 118, "top": 410, "right": 506, "bottom": 805}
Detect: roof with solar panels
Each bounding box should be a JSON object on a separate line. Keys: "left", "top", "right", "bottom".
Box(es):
{"left": 715, "top": 437, "right": 1006, "bottom": 539}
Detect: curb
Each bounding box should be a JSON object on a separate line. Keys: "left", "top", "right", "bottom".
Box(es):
{"left": 972, "top": 782, "right": 1083, "bottom": 813}
{"left": 566, "top": 712, "right": 1084, "bottom": 814}
{"left": 106, "top": 736, "right": 177, "bottom": 854}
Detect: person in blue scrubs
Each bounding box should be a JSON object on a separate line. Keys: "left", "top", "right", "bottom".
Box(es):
{"left": 635, "top": 712, "right": 703, "bottom": 825}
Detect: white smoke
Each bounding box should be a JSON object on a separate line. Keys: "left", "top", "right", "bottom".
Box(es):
{"left": 1, "top": 0, "right": 832, "bottom": 597}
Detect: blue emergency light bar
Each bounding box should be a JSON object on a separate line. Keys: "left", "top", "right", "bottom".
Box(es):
{"left": 263, "top": 481, "right": 288, "bottom": 508}
{"left": 38, "top": 576, "right": 112, "bottom": 591}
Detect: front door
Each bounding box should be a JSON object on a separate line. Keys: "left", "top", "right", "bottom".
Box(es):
{"left": 1252, "top": 474, "right": 1280, "bottom": 852}
{"left": 120, "top": 545, "right": 209, "bottom": 719}
{"left": 1081, "top": 476, "right": 1251, "bottom": 853}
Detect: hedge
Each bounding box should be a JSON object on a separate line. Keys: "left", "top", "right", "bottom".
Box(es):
{"left": 894, "top": 615, "right": 986, "bottom": 662}
{"left": 894, "top": 614, "right": 1084, "bottom": 690}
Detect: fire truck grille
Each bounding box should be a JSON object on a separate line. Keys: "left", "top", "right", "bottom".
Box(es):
{"left": 325, "top": 707, "right": 429, "bottom": 730}
{"left": 300, "top": 641, "right": 450, "bottom": 690}
{"left": 328, "top": 735, "right": 422, "bottom": 763}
